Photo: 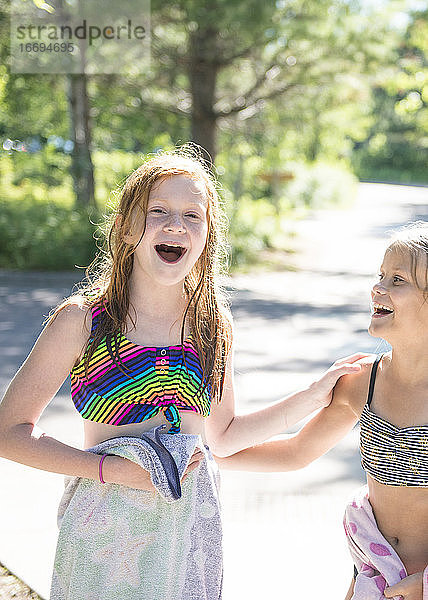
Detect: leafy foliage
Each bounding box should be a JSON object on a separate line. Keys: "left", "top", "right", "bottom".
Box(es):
{"left": 0, "top": 0, "right": 425, "bottom": 270}
{"left": 352, "top": 8, "right": 428, "bottom": 183}
{"left": 0, "top": 198, "right": 98, "bottom": 270}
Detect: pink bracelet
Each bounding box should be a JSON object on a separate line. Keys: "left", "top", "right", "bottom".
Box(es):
{"left": 99, "top": 454, "right": 108, "bottom": 484}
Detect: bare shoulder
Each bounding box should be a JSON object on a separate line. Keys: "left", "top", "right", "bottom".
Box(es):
{"left": 0, "top": 298, "right": 94, "bottom": 425}
{"left": 45, "top": 297, "right": 92, "bottom": 346}
{"left": 333, "top": 354, "right": 379, "bottom": 417}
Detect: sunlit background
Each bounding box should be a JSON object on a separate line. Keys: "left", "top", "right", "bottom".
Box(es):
{"left": 0, "top": 0, "right": 427, "bottom": 597}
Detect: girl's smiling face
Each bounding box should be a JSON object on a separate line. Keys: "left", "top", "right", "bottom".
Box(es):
{"left": 369, "top": 247, "right": 428, "bottom": 343}
{"left": 129, "top": 174, "right": 209, "bottom": 287}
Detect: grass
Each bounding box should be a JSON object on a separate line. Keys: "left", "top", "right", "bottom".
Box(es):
{"left": 0, "top": 564, "right": 41, "bottom": 600}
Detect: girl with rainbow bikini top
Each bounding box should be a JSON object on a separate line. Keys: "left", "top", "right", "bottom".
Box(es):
{"left": 0, "top": 146, "right": 364, "bottom": 600}
{"left": 219, "top": 221, "right": 428, "bottom": 600}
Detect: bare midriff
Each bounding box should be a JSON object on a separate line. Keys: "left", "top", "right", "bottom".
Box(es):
{"left": 83, "top": 411, "right": 206, "bottom": 448}
{"left": 368, "top": 475, "right": 428, "bottom": 574}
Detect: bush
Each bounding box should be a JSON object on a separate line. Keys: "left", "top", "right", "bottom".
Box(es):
{"left": 0, "top": 199, "right": 99, "bottom": 270}
{"left": 93, "top": 150, "right": 144, "bottom": 206}
{"left": 223, "top": 160, "right": 357, "bottom": 268}
{"left": 0, "top": 147, "right": 357, "bottom": 271}
{"left": 0, "top": 149, "right": 74, "bottom": 206}
{"left": 0, "top": 149, "right": 144, "bottom": 271}
{"left": 227, "top": 196, "right": 278, "bottom": 267}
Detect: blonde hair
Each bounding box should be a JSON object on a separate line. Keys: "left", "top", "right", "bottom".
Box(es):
{"left": 387, "top": 221, "right": 428, "bottom": 297}
{"left": 48, "top": 146, "right": 232, "bottom": 402}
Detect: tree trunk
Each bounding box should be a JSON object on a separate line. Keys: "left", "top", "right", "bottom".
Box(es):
{"left": 307, "top": 110, "right": 322, "bottom": 163}
{"left": 189, "top": 26, "right": 218, "bottom": 163}
{"left": 67, "top": 73, "right": 95, "bottom": 208}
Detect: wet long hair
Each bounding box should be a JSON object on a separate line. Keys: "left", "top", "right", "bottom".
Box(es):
{"left": 47, "top": 146, "right": 232, "bottom": 403}
{"left": 387, "top": 221, "right": 428, "bottom": 299}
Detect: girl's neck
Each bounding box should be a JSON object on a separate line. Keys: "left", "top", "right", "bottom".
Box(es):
{"left": 387, "top": 343, "right": 428, "bottom": 386}
{"left": 127, "top": 271, "right": 187, "bottom": 323}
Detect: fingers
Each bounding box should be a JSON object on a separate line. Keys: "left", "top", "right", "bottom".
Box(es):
{"left": 188, "top": 449, "right": 204, "bottom": 466}
{"left": 333, "top": 363, "right": 362, "bottom": 375}
{"left": 186, "top": 459, "right": 201, "bottom": 474}
{"left": 325, "top": 364, "right": 362, "bottom": 385}
{"left": 383, "top": 584, "right": 402, "bottom": 599}
{"left": 182, "top": 449, "right": 204, "bottom": 481}
{"left": 333, "top": 352, "right": 372, "bottom": 366}
{"left": 384, "top": 572, "right": 423, "bottom": 600}
{"left": 181, "top": 460, "right": 200, "bottom": 481}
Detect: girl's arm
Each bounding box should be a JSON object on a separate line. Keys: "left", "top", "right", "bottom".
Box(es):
{"left": 205, "top": 334, "right": 369, "bottom": 457}
{"left": 212, "top": 359, "right": 371, "bottom": 468}
{"left": 0, "top": 304, "right": 167, "bottom": 490}
{"left": 214, "top": 393, "right": 358, "bottom": 470}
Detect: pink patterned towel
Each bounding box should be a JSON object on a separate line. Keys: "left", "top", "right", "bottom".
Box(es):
{"left": 344, "top": 485, "right": 428, "bottom": 600}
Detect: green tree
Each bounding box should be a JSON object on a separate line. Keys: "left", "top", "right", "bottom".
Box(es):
{"left": 149, "top": 0, "right": 394, "bottom": 161}
{"left": 67, "top": 73, "right": 96, "bottom": 208}
{"left": 352, "top": 9, "right": 428, "bottom": 183}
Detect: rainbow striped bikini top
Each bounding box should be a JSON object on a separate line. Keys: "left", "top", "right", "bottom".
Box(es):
{"left": 70, "top": 303, "right": 212, "bottom": 433}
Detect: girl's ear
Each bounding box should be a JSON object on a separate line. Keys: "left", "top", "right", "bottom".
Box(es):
{"left": 116, "top": 214, "right": 135, "bottom": 244}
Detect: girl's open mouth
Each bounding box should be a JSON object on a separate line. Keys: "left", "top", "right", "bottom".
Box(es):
{"left": 155, "top": 244, "right": 187, "bottom": 264}
{"left": 372, "top": 302, "right": 394, "bottom": 318}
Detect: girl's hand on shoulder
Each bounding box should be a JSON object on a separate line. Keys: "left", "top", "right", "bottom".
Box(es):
{"left": 384, "top": 571, "right": 423, "bottom": 600}
{"left": 309, "top": 353, "right": 370, "bottom": 409}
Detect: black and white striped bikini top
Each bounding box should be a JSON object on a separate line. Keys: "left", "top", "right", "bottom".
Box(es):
{"left": 360, "top": 354, "right": 428, "bottom": 487}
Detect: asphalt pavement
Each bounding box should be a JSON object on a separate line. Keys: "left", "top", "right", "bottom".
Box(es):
{"left": 0, "top": 182, "right": 427, "bottom": 599}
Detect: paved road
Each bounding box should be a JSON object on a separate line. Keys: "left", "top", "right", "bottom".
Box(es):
{"left": 0, "top": 183, "right": 427, "bottom": 599}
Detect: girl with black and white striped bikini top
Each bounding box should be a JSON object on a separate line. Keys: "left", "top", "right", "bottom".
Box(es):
{"left": 359, "top": 354, "right": 428, "bottom": 487}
